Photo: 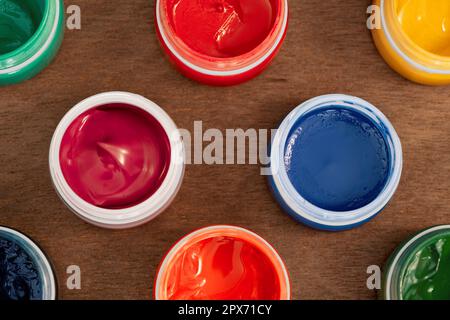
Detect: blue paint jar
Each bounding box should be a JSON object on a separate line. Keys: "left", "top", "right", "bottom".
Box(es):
{"left": 0, "top": 226, "right": 56, "bottom": 300}
{"left": 269, "top": 94, "right": 402, "bottom": 231}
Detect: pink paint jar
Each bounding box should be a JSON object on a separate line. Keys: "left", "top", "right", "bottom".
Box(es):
{"left": 155, "top": 0, "right": 289, "bottom": 85}
{"left": 49, "top": 92, "right": 185, "bottom": 229}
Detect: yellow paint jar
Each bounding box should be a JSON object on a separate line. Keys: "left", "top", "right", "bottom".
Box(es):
{"left": 372, "top": 0, "right": 450, "bottom": 85}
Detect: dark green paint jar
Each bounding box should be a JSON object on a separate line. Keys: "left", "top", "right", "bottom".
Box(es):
{"left": 0, "top": 0, "right": 64, "bottom": 86}
{"left": 383, "top": 225, "right": 450, "bottom": 300}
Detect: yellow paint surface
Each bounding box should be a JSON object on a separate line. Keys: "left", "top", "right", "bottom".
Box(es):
{"left": 396, "top": 0, "right": 450, "bottom": 56}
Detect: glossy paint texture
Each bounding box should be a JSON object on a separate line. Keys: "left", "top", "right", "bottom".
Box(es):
{"left": 371, "top": 0, "right": 450, "bottom": 85}
{"left": 0, "top": 237, "right": 42, "bottom": 300}
{"left": 397, "top": 0, "right": 450, "bottom": 56}
{"left": 401, "top": 233, "right": 450, "bottom": 300}
{"left": 163, "top": 236, "right": 281, "bottom": 300}
{"left": 59, "top": 104, "right": 171, "bottom": 209}
{"left": 166, "top": 0, "right": 276, "bottom": 58}
{"left": 0, "top": 0, "right": 42, "bottom": 55}
{"left": 0, "top": 0, "right": 64, "bottom": 86}
{"left": 285, "top": 107, "right": 390, "bottom": 212}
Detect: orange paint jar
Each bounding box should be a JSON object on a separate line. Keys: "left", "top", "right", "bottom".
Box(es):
{"left": 154, "top": 226, "right": 291, "bottom": 300}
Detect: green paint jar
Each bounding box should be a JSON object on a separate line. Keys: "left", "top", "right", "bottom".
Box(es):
{"left": 383, "top": 225, "right": 450, "bottom": 300}
{"left": 0, "top": 0, "right": 64, "bottom": 86}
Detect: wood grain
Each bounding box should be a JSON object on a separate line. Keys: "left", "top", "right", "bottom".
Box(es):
{"left": 0, "top": 0, "right": 449, "bottom": 300}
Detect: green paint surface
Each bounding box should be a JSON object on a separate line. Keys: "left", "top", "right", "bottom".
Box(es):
{"left": 0, "top": 0, "right": 43, "bottom": 55}
{"left": 401, "top": 233, "right": 450, "bottom": 300}
{"left": 0, "top": 0, "right": 64, "bottom": 86}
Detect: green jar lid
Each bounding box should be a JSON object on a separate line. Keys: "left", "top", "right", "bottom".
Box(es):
{"left": 0, "top": 0, "right": 64, "bottom": 86}
{"left": 382, "top": 225, "right": 450, "bottom": 300}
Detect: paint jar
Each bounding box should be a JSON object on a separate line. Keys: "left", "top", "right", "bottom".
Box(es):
{"left": 49, "top": 92, "right": 185, "bottom": 229}
{"left": 154, "top": 225, "right": 291, "bottom": 300}
{"left": 269, "top": 94, "right": 402, "bottom": 231}
{"left": 0, "top": 0, "right": 64, "bottom": 86}
{"left": 383, "top": 225, "right": 450, "bottom": 300}
{"left": 155, "top": 0, "right": 288, "bottom": 86}
{"left": 372, "top": 0, "right": 450, "bottom": 85}
{"left": 0, "top": 226, "right": 56, "bottom": 300}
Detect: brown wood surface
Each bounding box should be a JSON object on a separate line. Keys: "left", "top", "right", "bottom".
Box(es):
{"left": 1, "top": 0, "right": 449, "bottom": 300}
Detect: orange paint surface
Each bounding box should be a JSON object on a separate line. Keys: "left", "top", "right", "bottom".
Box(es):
{"left": 158, "top": 230, "right": 288, "bottom": 300}
{"left": 165, "top": 236, "right": 281, "bottom": 300}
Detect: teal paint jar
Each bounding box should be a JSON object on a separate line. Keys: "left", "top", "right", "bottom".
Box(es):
{"left": 0, "top": 0, "right": 64, "bottom": 86}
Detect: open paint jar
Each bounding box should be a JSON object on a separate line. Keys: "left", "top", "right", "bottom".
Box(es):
{"left": 155, "top": 0, "right": 288, "bottom": 85}
{"left": 372, "top": 0, "right": 450, "bottom": 85}
{"left": 383, "top": 225, "right": 450, "bottom": 300}
{"left": 154, "top": 225, "right": 291, "bottom": 300}
{"left": 0, "top": 0, "right": 64, "bottom": 86}
{"left": 0, "top": 226, "right": 56, "bottom": 300}
{"left": 49, "top": 92, "right": 185, "bottom": 229}
{"left": 269, "top": 94, "right": 402, "bottom": 231}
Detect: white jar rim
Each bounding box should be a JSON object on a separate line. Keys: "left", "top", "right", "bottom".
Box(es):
{"left": 270, "top": 94, "right": 403, "bottom": 228}
{"left": 49, "top": 92, "right": 185, "bottom": 229}
{"left": 0, "top": 226, "right": 56, "bottom": 300}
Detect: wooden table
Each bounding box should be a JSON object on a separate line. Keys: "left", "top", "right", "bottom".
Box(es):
{"left": 1, "top": 0, "right": 449, "bottom": 300}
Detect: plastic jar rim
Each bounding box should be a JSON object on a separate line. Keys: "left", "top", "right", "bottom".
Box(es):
{"left": 155, "top": 0, "right": 288, "bottom": 76}
{"left": 270, "top": 94, "right": 403, "bottom": 228}
{"left": 380, "top": 0, "right": 450, "bottom": 74}
{"left": 154, "top": 225, "right": 291, "bottom": 300}
{"left": 0, "top": 226, "right": 57, "bottom": 300}
{"left": 49, "top": 92, "right": 185, "bottom": 229}
{"left": 0, "top": 0, "right": 61, "bottom": 72}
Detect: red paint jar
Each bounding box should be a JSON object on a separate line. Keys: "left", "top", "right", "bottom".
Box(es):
{"left": 155, "top": 0, "right": 289, "bottom": 85}
{"left": 154, "top": 225, "right": 291, "bottom": 300}
{"left": 49, "top": 92, "right": 185, "bottom": 229}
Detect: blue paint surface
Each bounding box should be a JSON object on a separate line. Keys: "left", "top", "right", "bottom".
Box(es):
{"left": 0, "top": 237, "right": 42, "bottom": 300}
{"left": 284, "top": 107, "right": 390, "bottom": 212}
